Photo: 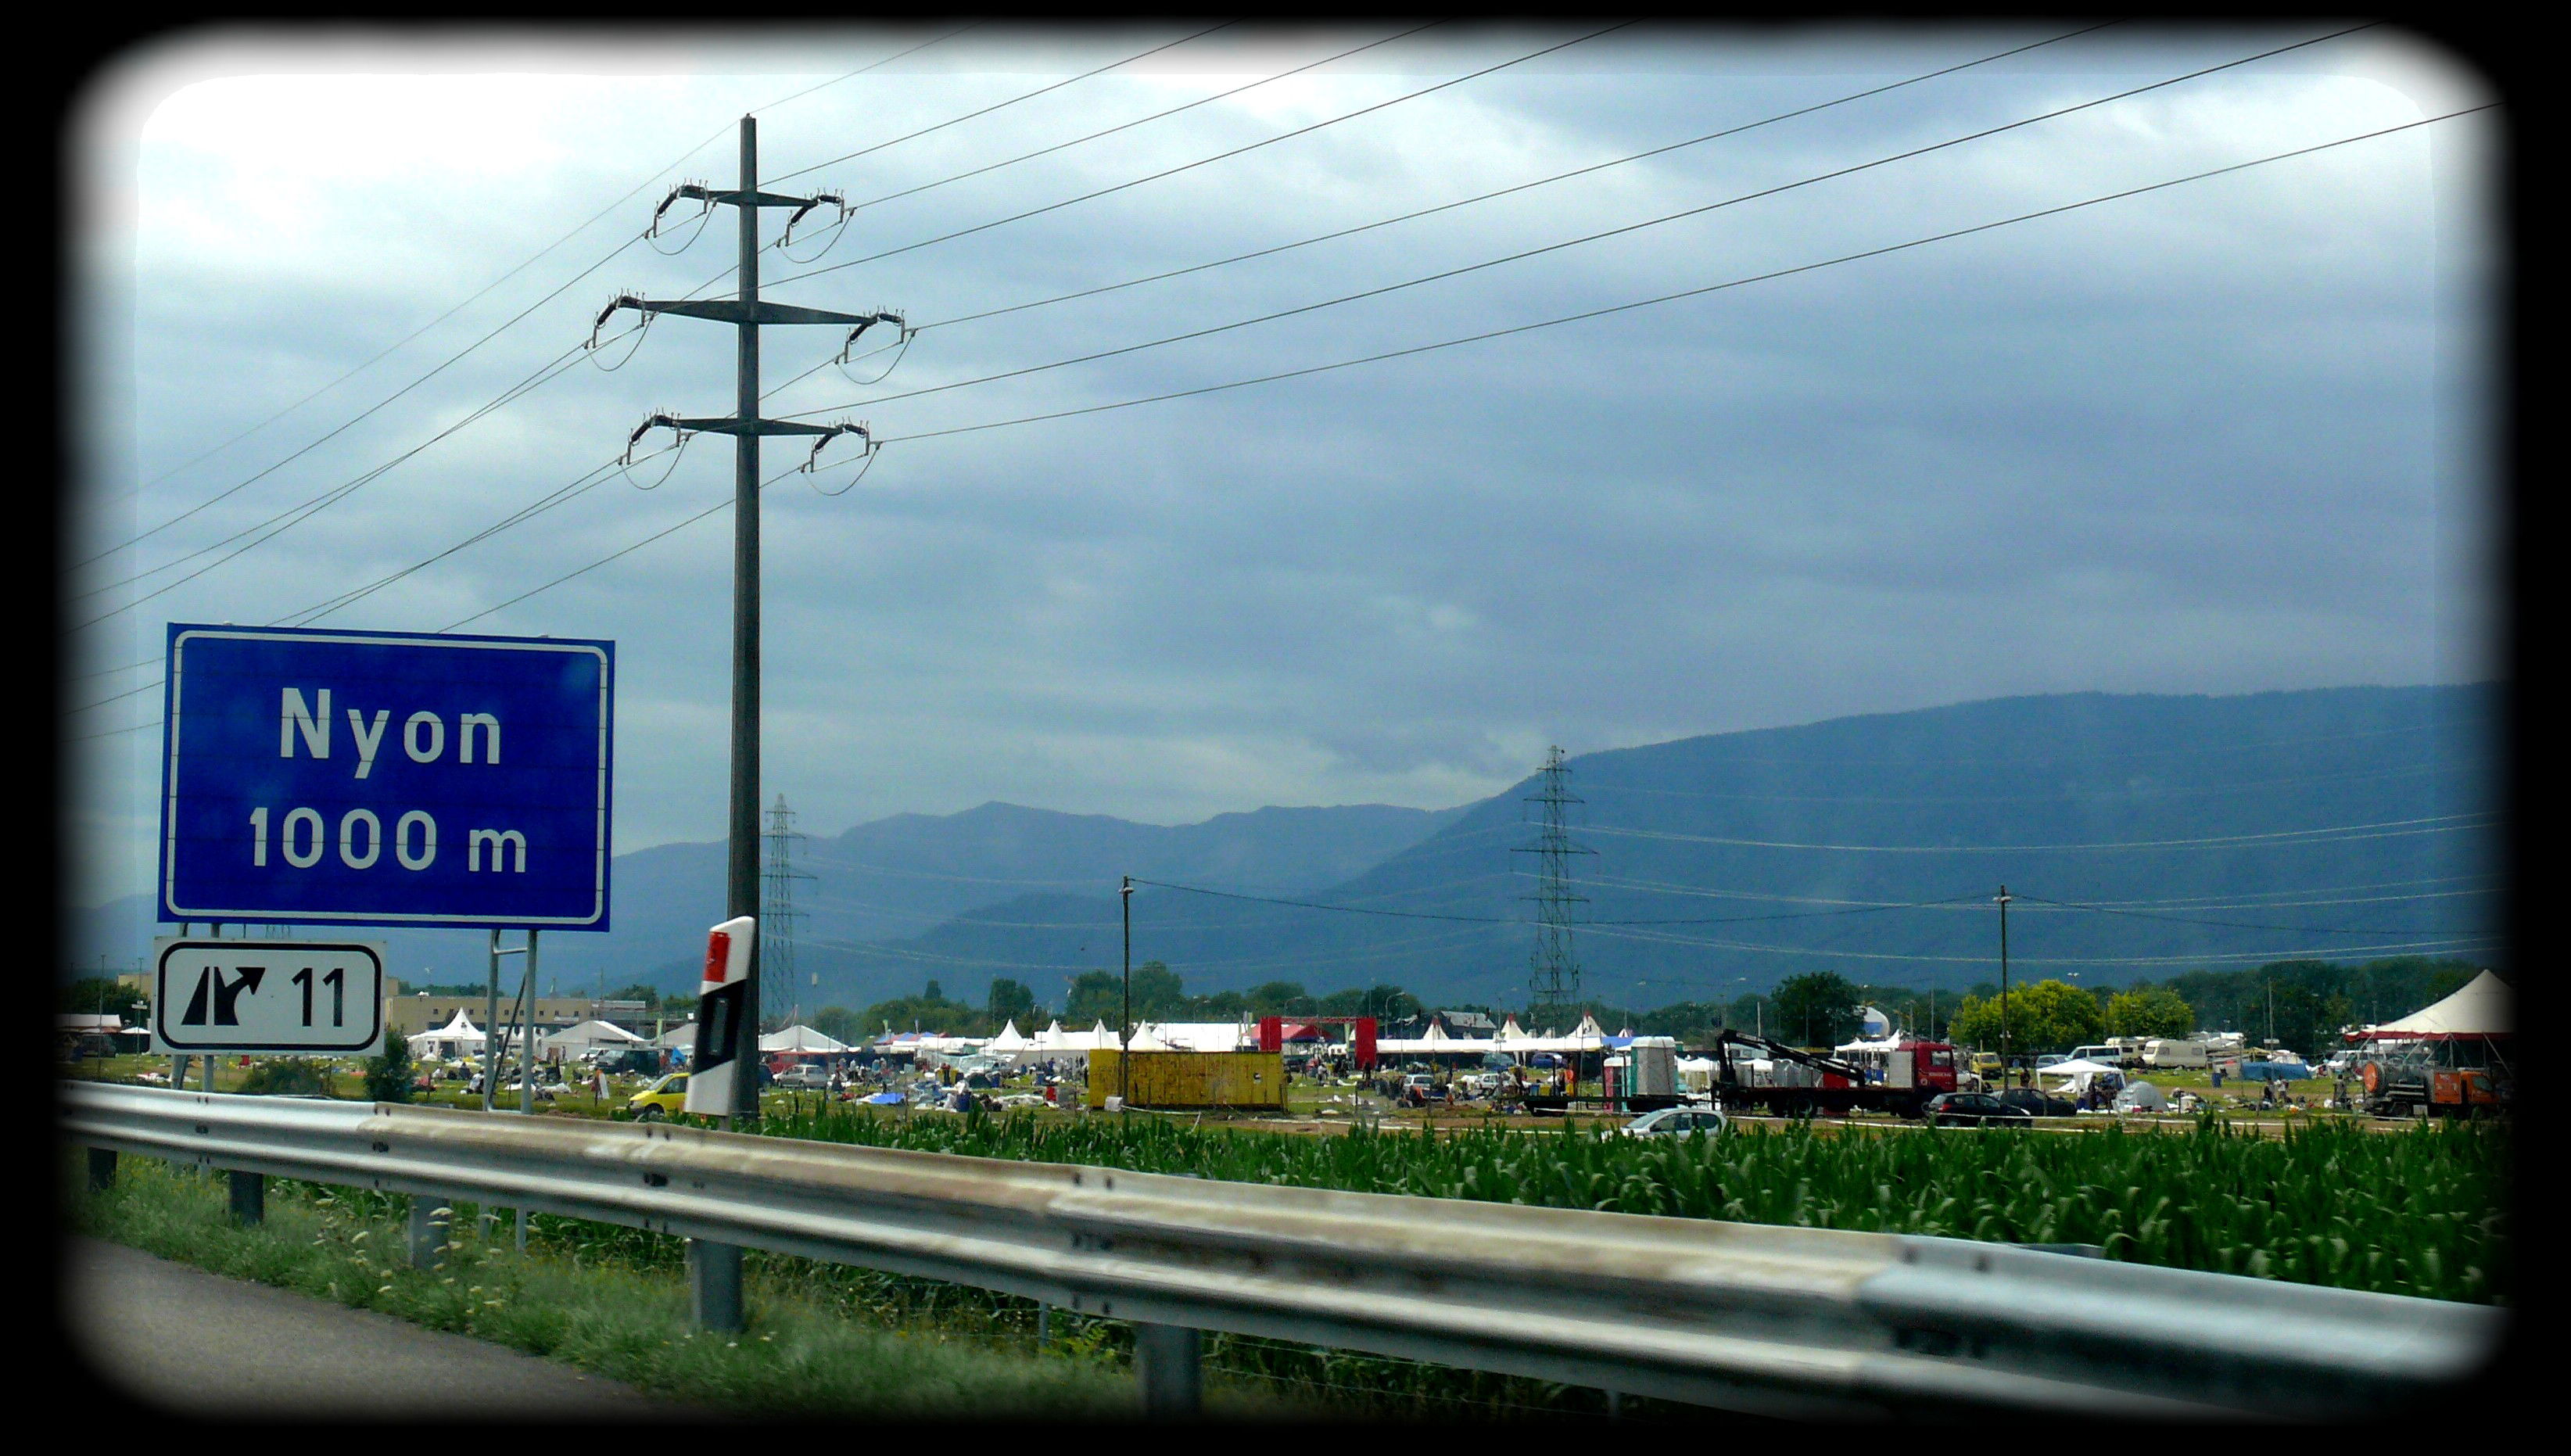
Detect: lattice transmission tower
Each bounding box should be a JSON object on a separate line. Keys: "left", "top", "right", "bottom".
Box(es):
{"left": 761, "top": 794, "right": 814, "bottom": 1021}
{"left": 1511, "top": 746, "right": 1594, "bottom": 1027}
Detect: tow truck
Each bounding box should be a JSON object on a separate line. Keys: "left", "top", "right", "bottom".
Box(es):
{"left": 1705, "top": 1031, "right": 1960, "bottom": 1118}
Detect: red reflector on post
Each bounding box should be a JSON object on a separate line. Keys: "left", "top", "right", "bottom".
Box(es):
{"left": 704, "top": 931, "right": 733, "bottom": 987}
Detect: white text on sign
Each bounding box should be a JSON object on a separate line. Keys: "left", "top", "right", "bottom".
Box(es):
{"left": 279, "top": 688, "right": 501, "bottom": 780}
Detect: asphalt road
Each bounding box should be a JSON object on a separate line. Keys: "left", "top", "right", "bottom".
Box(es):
{"left": 66, "top": 1236, "right": 694, "bottom": 1419}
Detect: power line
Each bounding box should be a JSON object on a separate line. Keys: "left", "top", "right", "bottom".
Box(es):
{"left": 855, "top": 106, "right": 2490, "bottom": 450}
{"left": 813, "top": 25, "right": 1443, "bottom": 223}
{"left": 1130, "top": 877, "right": 1517, "bottom": 923}
{"left": 766, "top": 22, "right": 1242, "bottom": 185}
{"left": 70, "top": 343, "right": 593, "bottom": 632}
{"left": 895, "top": 23, "right": 2120, "bottom": 340}
{"left": 1574, "top": 810, "right": 2496, "bottom": 855}
{"left": 1574, "top": 759, "right": 2462, "bottom": 805}
{"left": 765, "top": 23, "right": 1640, "bottom": 290}
{"left": 79, "top": 106, "right": 2486, "bottom": 735}
{"left": 77, "top": 30, "right": 982, "bottom": 605}
{"left": 2009, "top": 891, "right": 2481, "bottom": 939}
{"left": 1573, "top": 920, "right": 2500, "bottom": 967}
{"left": 755, "top": 23, "right": 984, "bottom": 117}
{"left": 92, "top": 26, "right": 974, "bottom": 573}
{"left": 789, "top": 20, "right": 2351, "bottom": 423}
{"left": 91, "top": 105, "right": 2477, "bottom": 728}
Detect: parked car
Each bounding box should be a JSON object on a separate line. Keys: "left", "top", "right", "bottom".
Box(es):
{"left": 1620, "top": 1106, "right": 1728, "bottom": 1138}
{"left": 775, "top": 1063, "right": 831, "bottom": 1091}
{"left": 1997, "top": 1088, "right": 2077, "bottom": 1118}
{"left": 627, "top": 1070, "right": 690, "bottom": 1121}
{"left": 1967, "top": 1052, "right": 2003, "bottom": 1080}
{"left": 1920, "top": 1092, "right": 2034, "bottom": 1128}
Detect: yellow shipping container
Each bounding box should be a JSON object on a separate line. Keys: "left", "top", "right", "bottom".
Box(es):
{"left": 1086, "top": 1049, "right": 1286, "bottom": 1110}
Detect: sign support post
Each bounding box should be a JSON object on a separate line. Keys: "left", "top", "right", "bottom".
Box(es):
{"left": 482, "top": 931, "right": 503, "bottom": 1115}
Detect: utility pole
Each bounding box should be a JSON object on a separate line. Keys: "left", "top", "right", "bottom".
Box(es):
{"left": 1995, "top": 885, "right": 2014, "bottom": 1088}
{"left": 602, "top": 115, "right": 906, "bottom": 1338}
{"left": 1120, "top": 875, "right": 1133, "bottom": 1110}
{"left": 605, "top": 116, "right": 905, "bottom": 1119}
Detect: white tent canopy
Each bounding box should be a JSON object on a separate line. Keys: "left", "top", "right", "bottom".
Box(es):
{"left": 1138, "top": 1021, "right": 1252, "bottom": 1053}
{"left": 2042, "top": 1057, "right": 2121, "bottom": 1078}
{"left": 541, "top": 1019, "right": 647, "bottom": 1056}
{"left": 653, "top": 1022, "right": 698, "bottom": 1049}
{"left": 408, "top": 1009, "right": 485, "bottom": 1059}
{"left": 2114, "top": 1080, "right": 2168, "bottom": 1112}
{"left": 2353, "top": 969, "right": 2512, "bottom": 1041}
{"left": 760, "top": 1024, "right": 852, "bottom": 1054}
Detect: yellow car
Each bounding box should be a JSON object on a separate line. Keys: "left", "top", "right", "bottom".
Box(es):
{"left": 1967, "top": 1052, "right": 2003, "bottom": 1080}
{"left": 628, "top": 1071, "right": 689, "bottom": 1121}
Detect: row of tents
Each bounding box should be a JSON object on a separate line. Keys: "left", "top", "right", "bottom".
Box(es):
{"left": 409, "top": 1006, "right": 1682, "bottom": 1069}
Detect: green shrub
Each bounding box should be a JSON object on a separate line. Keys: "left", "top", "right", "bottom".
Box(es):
{"left": 238, "top": 1057, "right": 332, "bottom": 1096}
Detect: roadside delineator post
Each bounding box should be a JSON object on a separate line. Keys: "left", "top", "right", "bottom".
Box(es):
{"left": 228, "top": 1169, "right": 264, "bottom": 1225}
{"left": 407, "top": 1196, "right": 448, "bottom": 1270}
{"left": 1135, "top": 1322, "right": 1203, "bottom": 1418}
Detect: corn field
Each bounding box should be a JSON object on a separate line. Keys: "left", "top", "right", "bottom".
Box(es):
{"left": 757, "top": 1108, "right": 2509, "bottom": 1304}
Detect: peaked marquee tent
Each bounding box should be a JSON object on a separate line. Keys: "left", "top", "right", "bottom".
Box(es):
{"left": 760, "top": 1024, "right": 852, "bottom": 1054}
{"left": 541, "top": 1019, "right": 647, "bottom": 1057}
{"left": 409, "top": 1009, "right": 486, "bottom": 1060}
{"left": 2349, "top": 970, "right": 2512, "bottom": 1041}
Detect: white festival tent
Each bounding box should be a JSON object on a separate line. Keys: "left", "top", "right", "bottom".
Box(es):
{"left": 540, "top": 1019, "right": 647, "bottom": 1057}
{"left": 1003, "top": 1020, "right": 1121, "bottom": 1067}
{"left": 1379, "top": 1015, "right": 1621, "bottom": 1057}
{"left": 2113, "top": 1080, "right": 2169, "bottom": 1113}
{"left": 986, "top": 1020, "right": 1030, "bottom": 1053}
{"left": 760, "top": 1024, "right": 852, "bottom": 1055}
{"left": 1136, "top": 1021, "right": 1253, "bottom": 1053}
{"left": 2350, "top": 969, "right": 2512, "bottom": 1042}
{"left": 653, "top": 1023, "right": 700, "bottom": 1049}
{"left": 2040, "top": 1058, "right": 2127, "bottom": 1099}
{"left": 2041, "top": 1057, "right": 2123, "bottom": 1079}
{"left": 408, "top": 1009, "right": 486, "bottom": 1060}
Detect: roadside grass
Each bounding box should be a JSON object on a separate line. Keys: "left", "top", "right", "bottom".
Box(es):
{"left": 67, "top": 1154, "right": 1660, "bottom": 1422}
{"left": 68, "top": 1154, "right": 1153, "bottom": 1420}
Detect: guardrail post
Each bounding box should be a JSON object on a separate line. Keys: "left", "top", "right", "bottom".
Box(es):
{"left": 87, "top": 1148, "right": 117, "bottom": 1191}
{"left": 690, "top": 1239, "right": 744, "bottom": 1332}
{"left": 228, "top": 1170, "right": 264, "bottom": 1225}
{"left": 407, "top": 1195, "right": 447, "bottom": 1270}
{"left": 1134, "top": 1323, "right": 1202, "bottom": 1418}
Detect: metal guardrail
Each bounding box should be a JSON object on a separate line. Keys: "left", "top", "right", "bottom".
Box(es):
{"left": 65, "top": 1083, "right": 2499, "bottom": 1418}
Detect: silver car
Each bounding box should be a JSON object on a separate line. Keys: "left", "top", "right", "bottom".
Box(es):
{"left": 1619, "top": 1106, "right": 1729, "bottom": 1138}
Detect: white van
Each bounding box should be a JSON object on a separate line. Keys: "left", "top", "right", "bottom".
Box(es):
{"left": 2142, "top": 1038, "right": 2211, "bottom": 1069}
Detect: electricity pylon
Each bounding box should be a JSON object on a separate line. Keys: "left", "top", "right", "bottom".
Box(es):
{"left": 1512, "top": 746, "right": 1594, "bottom": 1027}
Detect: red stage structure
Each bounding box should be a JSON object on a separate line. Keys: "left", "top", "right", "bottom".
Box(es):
{"left": 1255, "top": 1015, "right": 1378, "bottom": 1070}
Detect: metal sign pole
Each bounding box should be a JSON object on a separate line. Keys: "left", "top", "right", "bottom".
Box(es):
{"left": 482, "top": 931, "right": 501, "bottom": 1114}
{"left": 517, "top": 929, "right": 539, "bottom": 1252}
{"left": 520, "top": 930, "right": 540, "bottom": 1117}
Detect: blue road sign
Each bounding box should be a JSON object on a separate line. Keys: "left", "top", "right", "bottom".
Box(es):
{"left": 160, "top": 624, "right": 613, "bottom": 930}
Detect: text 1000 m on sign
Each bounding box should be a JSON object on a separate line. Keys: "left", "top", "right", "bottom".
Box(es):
{"left": 159, "top": 625, "right": 613, "bottom": 930}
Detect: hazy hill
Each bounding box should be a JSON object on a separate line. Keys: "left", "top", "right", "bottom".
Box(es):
{"left": 822, "top": 684, "right": 2499, "bottom": 1011}
{"left": 72, "top": 684, "right": 2497, "bottom": 1015}
{"left": 66, "top": 800, "right": 1465, "bottom": 996}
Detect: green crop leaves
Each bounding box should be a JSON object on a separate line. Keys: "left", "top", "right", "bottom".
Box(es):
{"left": 757, "top": 1107, "right": 2506, "bottom": 1304}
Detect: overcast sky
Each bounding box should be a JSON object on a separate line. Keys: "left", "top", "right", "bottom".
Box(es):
{"left": 64, "top": 23, "right": 2500, "bottom": 909}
